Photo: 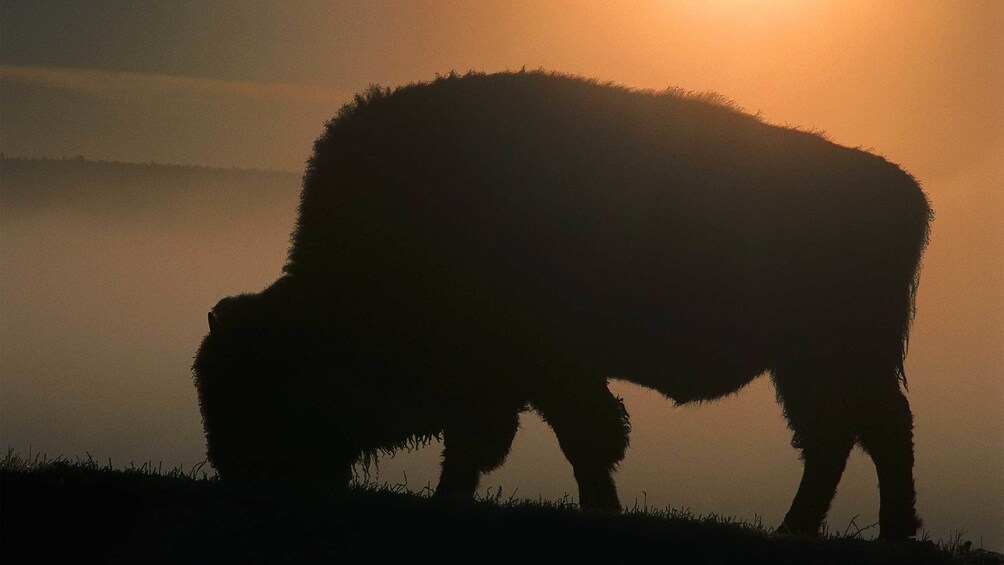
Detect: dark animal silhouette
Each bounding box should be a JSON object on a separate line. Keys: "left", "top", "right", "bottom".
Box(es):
{"left": 193, "top": 71, "right": 930, "bottom": 539}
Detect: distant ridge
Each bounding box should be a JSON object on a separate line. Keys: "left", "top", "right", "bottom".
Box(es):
{"left": 0, "top": 154, "right": 300, "bottom": 176}
{"left": 0, "top": 154, "right": 300, "bottom": 215}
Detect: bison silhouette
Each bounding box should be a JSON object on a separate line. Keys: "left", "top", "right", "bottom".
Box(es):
{"left": 193, "top": 71, "right": 930, "bottom": 539}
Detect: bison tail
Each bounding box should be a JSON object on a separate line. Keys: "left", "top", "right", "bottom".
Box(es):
{"left": 892, "top": 172, "right": 933, "bottom": 390}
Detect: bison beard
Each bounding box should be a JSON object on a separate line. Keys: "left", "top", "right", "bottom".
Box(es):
{"left": 193, "top": 71, "right": 930, "bottom": 539}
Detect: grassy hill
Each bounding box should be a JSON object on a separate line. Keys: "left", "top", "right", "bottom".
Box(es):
{"left": 2, "top": 454, "right": 996, "bottom": 564}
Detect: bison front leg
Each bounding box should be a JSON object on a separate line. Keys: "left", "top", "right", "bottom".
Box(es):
{"left": 772, "top": 364, "right": 856, "bottom": 537}
{"left": 532, "top": 379, "right": 629, "bottom": 512}
{"left": 435, "top": 407, "right": 520, "bottom": 500}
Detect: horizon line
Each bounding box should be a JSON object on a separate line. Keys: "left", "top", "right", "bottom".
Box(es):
{"left": 0, "top": 153, "right": 302, "bottom": 176}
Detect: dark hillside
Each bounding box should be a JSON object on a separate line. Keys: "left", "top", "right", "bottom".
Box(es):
{"left": 3, "top": 458, "right": 994, "bottom": 564}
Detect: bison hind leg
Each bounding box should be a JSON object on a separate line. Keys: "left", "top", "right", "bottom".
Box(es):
{"left": 532, "top": 378, "right": 630, "bottom": 512}
{"left": 772, "top": 360, "right": 921, "bottom": 539}
{"left": 857, "top": 381, "right": 921, "bottom": 539}
{"left": 772, "top": 363, "right": 858, "bottom": 537}
{"left": 434, "top": 404, "right": 521, "bottom": 501}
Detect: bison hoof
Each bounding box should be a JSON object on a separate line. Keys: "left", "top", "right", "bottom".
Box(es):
{"left": 878, "top": 515, "right": 922, "bottom": 540}
{"left": 775, "top": 521, "right": 821, "bottom": 538}
{"left": 578, "top": 489, "right": 622, "bottom": 513}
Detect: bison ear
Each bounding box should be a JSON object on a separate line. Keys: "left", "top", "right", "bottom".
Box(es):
{"left": 208, "top": 310, "right": 218, "bottom": 333}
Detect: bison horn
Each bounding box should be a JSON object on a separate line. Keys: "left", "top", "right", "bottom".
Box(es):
{"left": 208, "top": 310, "right": 218, "bottom": 333}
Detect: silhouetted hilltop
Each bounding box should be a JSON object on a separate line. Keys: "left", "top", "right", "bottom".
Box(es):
{"left": 3, "top": 456, "right": 996, "bottom": 564}
{"left": 0, "top": 156, "right": 300, "bottom": 218}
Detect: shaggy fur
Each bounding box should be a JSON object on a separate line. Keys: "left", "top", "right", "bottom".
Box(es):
{"left": 193, "top": 71, "right": 930, "bottom": 538}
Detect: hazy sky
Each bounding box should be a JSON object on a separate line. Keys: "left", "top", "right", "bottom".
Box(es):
{"left": 1, "top": 0, "right": 1001, "bottom": 549}
{"left": 3, "top": 1, "right": 1001, "bottom": 172}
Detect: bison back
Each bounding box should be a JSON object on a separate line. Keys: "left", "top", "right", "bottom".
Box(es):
{"left": 285, "top": 71, "right": 930, "bottom": 383}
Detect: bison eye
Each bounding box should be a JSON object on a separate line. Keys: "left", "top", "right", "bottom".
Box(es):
{"left": 208, "top": 311, "right": 219, "bottom": 333}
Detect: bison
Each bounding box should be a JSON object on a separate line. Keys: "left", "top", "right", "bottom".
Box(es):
{"left": 193, "top": 71, "right": 930, "bottom": 539}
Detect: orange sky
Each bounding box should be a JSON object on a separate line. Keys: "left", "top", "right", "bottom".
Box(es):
{"left": 1, "top": 0, "right": 1001, "bottom": 549}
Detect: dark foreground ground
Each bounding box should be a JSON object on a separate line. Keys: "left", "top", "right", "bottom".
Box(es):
{"left": 2, "top": 456, "right": 999, "bottom": 564}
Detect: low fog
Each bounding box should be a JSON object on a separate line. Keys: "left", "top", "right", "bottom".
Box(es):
{"left": 0, "top": 154, "right": 999, "bottom": 547}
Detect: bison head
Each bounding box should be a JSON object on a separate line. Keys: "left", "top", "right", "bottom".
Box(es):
{"left": 192, "top": 282, "right": 433, "bottom": 486}
{"left": 193, "top": 290, "right": 352, "bottom": 484}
